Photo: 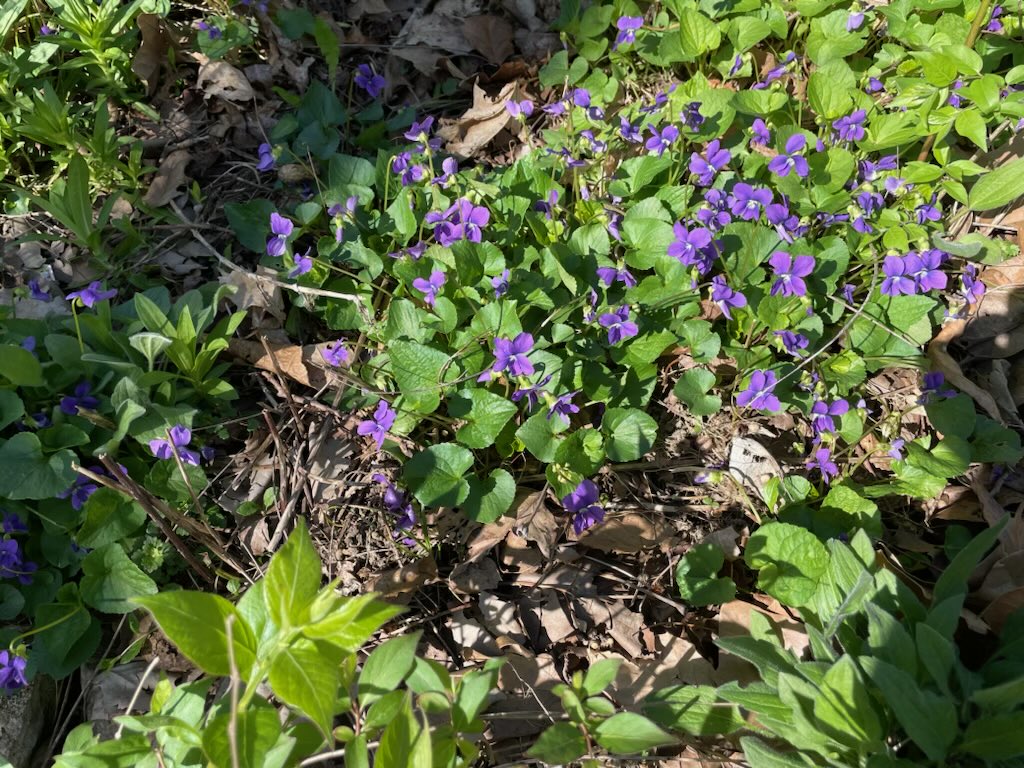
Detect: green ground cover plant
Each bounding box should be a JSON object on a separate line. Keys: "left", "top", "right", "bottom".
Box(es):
{"left": 3, "top": 0, "right": 1024, "bottom": 765}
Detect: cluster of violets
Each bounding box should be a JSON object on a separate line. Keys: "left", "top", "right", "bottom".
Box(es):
{"left": 0, "top": 512, "right": 35, "bottom": 586}
{"left": 243, "top": 12, "right": 1002, "bottom": 527}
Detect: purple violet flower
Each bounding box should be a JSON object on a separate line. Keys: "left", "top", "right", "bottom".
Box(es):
{"left": 60, "top": 381, "right": 99, "bottom": 416}
{"left": 807, "top": 446, "right": 839, "bottom": 482}
{"left": 811, "top": 399, "right": 850, "bottom": 434}
{"left": 729, "top": 54, "right": 743, "bottom": 77}
{"left": 58, "top": 471, "right": 99, "bottom": 511}
{"left": 751, "top": 118, "right": 771, "bottom": 146}
{"left": 888, "top": 439, "right": 905, "bottom": 460}
{"left": 710, "top": 275, "right": 747, "bottom": 319}
{"left": 847, "top": 10, "right": 865, "bottom": 31}
{"left": 512, "top": 374, "right": 552, "bottom": 411}
{"left": 67, "top": 281, "right": 116, "bottom": 308}
{"left": 645, "top": 124, "right": 679, "bottom": 156}
{"left": 769, "top": 252, "right": 815, "bottom": 297}
{"left": 775, "top": 330, "right": 809, "bottom": 356}
{"left": 431, "top": 199, "right": 490, "bottom": 246}
{"left": 432, "top": 156, "right": 459, "bottom": 186}
{"left": 28, "top": 280, "right": 50, "bottom": 301}
{"left": 960, "top": 264, "right": 986, "bottom": 304}
{"left": 492, "top": 269, "right": 510, "bottom": 298}
{"left": 866, "top": 77, "right": 884, "bottom": 93}
{"left": 412, "top": 270, "right": 446, "bottom": 307}
{"left": 196, "top": 20, "right": 222, "bottom": 39}
{"left": 689, "top": 139, "right": 731, "bottom": 186}
{"left": 729, "top": 182, "right": 772, "bottom": 220}
{"left": 987, "top": 5, "right": 1004, "bottom": 33}
{"left": 288, "top": 249, "right": 313, "bottom": 278}
{"left": 834, "top": 109, "right": 867, "bottom": 142}
{"left": 354, "top": 64, "right": 386, "bottom": 98}
{"left": 266, "top": 213, "right": 293, "bottom": 257}
{"left": 358, "top": 401, "right": 396, "bottom": 450}
{"left": 1, "top": 513, "right": 26, "bottom": 534}
{"left": 881, "top": 255, "right": 917, "bottom": 296}
{"left": 919, "top": 372, "right": 955, "bottom": 403}
{"left": 668, "top": 223, "right": 713, "bottom": 266}
{"left": 768, "top": 134, "right": 809, "bottom": 178}
{"left": 562, "top": 479, "right": 605, "bottom": 535}
{"left": 736, "top": 370, "right": 781, "bottom": 411}
{"left": 682, "top": 102, "right": 704, "bottom": 130}
{"left": 506, "top": 99, "right": 534, "bottom": 118}
{"left": 548, "top": 391, "right": 580, "bottom": 424}
{"left": 149, "top": 425, "right": 201, "bottom": 466}
{"left": 321, "top": 341, "right": 350, "bottom": 367}
{"left": 911, "top": 249, "right": 947, "bottom": 292}
{"left": 915, "top": 198, "right": 941, "bottom": 224}
{"left": 614, "top": 15, "right": 643, "bottom": 48}
{"left": 257, "top": 143, "right": 275, "bottom": 172}
{"left": 404, "top": 116, "right": 435, "bottom": 143}
{"left": 489, "top": 333, "right": 535, "bottom": 378}
{"left": 0, "top": 651, "right": 28, "bottom": 690}
{"left": 596, "top": 266, "right": 637, "bottom": 288}
{"left": 598, "top": 305, "right": 639, "bottom": 345}
{"left": 619, "top": 117, "right": 643, "bottom": 143}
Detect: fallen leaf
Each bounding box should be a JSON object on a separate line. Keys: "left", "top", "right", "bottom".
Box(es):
{"left": 928, "top": 319, "right": 1005, "bottom": 424}
{"left": 227, "top": 338, "right": 341, "bottom": 389}
{"left": 142, "top": 149, "right": 191, "bottom": 207}
{"left": 576, "top": 513, "right": 669, "bottom": 553}
{"left": 367, "top": 556, "right": 438, "bottom": 597}
{"left": 463, "top": 15, "right": 515, "bottom": 64}
{"left": 728, "top": 437, "right": 783, "bottom": 502}
{"left": 397, "top": 7, "right": 474, "bottom": 54}
{"left": 450, "top": 557, "right": 502, "bottom": 594}
{"left": 220, "top": 267, "right": 285, "bottom": 319}
{"left": 197, "top": 59, "right": 255, "bottom": 103}
{"left": 959, "top": 256, "right": 1024, "bottom": 358}
{"left": 514, "top": 489, "right": 561, "bottom": 557}
{"left": 390, "top": 46, "right": 443, "bottom": 77}
{"left": 466, "top": 515, "right": 515, "bottom": 562}
{"left": 479, "top": 591, "right": 527, "bottom": 644}
{"left": 132, "top": 14, "right": 173, "bottom": 95}
{"left": 349, "top": 0, "right": 391, "bottom": 17}
{"left": 607, "top": 603, "right": 645, "bottom": 658}
{"left": 437, "top": 82, "right": 516, "bottom": 158}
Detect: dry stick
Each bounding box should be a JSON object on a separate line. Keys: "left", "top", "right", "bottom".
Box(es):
{"left": 168, "top": 200, "right": 371, "bottom": 320}
{"left": 225, "top": 615, "right": 241, "bottom": 768}
{"left": 112, "top": 656, "right": 161, "bottom": 739}
{"left": 917, "top": 0, "right": 994, "bottom": 162}
{"left": 44, "top": 614, "right": 128, "bottom": 762}
{"left": 73, "top": 461, "right": 217, "bottom": 583}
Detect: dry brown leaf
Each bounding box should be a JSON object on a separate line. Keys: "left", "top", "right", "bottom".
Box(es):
{"left": 142, "top": 150, "right": 190, "bottom": 207}
{"left": 449, "top": 557, "right": 501, "bottom": 594}
{"left": 576, "top": 512, "right": 668, "bottom": 553}
{"left": 390, "top": 46, "right": 443, "bottom": 76}
{"left": 479, "top": 591, "right": 528, "bottom": 644}
{"left": 397, "top": 7, "right": 474, "bottom": 54}
{"left": 514, "top": 489, "right": 561, "bottom": 557}
{"left": 437, "top": 82, "right": 516, "bottom": 158}
{"left": 220, "top": 266, "right": 285, "bottom": 319}
{"left": 227, "top": 338, "right": 343, "bottom": 389}
{"left": 366, "top": 556, "right": 438, "bottom": 597}
{"left": 466, "top": 515, "right": 515, "bottom": 562}
{"left": 349, "top": 0, "right": 391, "bottom": 17}
{"left": 607, "top": 603, "right": 645, "bottom": 658}
{"left": 928, "top": 319, "right": 1005, "bottom": 424}
{"left": 463, "top": 15, "right": 515, "bottom": 64}
{"left": 959, "top": 256, "right": 1024, "bottom": 358}
{"left": 132, "top": 14, "right": 173, "bottom": 95}
{"left": 197, "top": 59, "right": 255, "bottom": 103}
{"left": 729, "top": 436, "right": 783, "bottom": 502}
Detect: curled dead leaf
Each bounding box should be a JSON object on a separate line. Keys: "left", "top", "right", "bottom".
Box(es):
{"left": 463, "top": 15, "right": 515, "bottom": 65}
{"left": 142, "top": 149, "right": 191, "bottom": 207}
{"left": 928, "top": 319, "right": 1005, "bottom": 424}
{"left": 576, "top": 512, "right": 669, "bottom": 553}
{"left": 728, "top": 436, "right": 783, "bottom": 502}
{"left": 132, "top": 14, "right": 174, "bottom": 95}
{"left": 197, "top": 59, "right": 255, "bottom": 103}
{"left": 437, "top": 82, "right": 516, "bottom": 158}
